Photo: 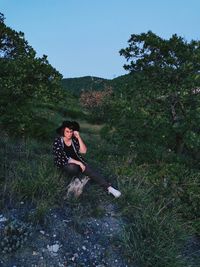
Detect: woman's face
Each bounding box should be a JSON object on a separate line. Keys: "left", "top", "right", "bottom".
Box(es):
{"left": 64, "top": 127, "right": 74, "bottom": 139}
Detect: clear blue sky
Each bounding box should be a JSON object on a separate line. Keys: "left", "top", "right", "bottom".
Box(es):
{"left": 1, "top": 0, "right": 200, "bottom": 79}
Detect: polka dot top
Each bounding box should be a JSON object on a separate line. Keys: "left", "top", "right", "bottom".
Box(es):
{"left": 52, "top": 136, "right": 85, "bottom": 168}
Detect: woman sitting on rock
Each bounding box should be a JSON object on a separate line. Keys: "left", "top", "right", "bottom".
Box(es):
{"left": 52, "top": 120, "right": 121, "bottom": 198}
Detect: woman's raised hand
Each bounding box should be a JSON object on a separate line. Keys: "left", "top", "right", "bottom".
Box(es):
{"left": 73, "top": 131, "right": 80, "bottom": 139}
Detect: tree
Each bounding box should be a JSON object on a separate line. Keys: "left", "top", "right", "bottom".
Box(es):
{"left": 106, "top": 32, "right": 200, "bottom": 163}
{"left": 0, "top": 14, "right": 64, "bottom": 136}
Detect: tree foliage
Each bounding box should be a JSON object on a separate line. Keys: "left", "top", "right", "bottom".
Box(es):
{"left": 0, "top": 13, "right": 64, "bottom": 136}
{"left": 105, "top": 31, "right": 200, "bottom": 164}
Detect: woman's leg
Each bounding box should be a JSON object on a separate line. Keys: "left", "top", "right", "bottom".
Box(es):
{"left": 63, "top": 163, "right": 121, "bottom": 198}
{"left": 62, "top": 163, "right": 81, "bottom": 177}
{"left": 83, "top": 164, "right": 110, "bottom": 189}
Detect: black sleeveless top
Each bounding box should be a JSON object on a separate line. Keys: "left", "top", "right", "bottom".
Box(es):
{"left": 63, "top": 143, "right": 80, "bottom": 161}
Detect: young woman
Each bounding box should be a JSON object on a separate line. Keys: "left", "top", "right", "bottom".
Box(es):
{"left": 52, "top": 120, "right": 121, "bottom": 198}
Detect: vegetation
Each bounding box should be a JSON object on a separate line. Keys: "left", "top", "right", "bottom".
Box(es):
{"left": 0, "top": 13, "right": 199, "bottom": 267}
{"left": 81, "top": 31, "right": 200, "bottom": 266}
{"left": 0, "top": 12, "right": 70, "bottom": 138}
{"left": 62, "top": 76, "right": 111, "bottom": 96}
{"left": 103, "top": 31, "right": 200, "bottom": 164}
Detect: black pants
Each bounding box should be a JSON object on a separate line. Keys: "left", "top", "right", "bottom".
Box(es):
{"left": 62, "top": 163, "right": 110, "bottom": 189}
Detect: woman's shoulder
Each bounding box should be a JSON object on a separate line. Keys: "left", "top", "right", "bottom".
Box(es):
{"left": 54, "top": 136, "right": 61, "bottom": 141}
{"left": 53, "top": 136, "right": 62, "bottom": 145}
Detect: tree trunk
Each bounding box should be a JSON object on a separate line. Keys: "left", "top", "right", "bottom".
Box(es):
{"left": 64, "top": 176, "right": 90, "bottom": 199}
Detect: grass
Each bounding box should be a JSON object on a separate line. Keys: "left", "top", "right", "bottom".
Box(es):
{"left": 80, "top": 120, "right": 105, "bottom": 135}
{"left": 118, "top": 173, "right": 187, "bottom": 267}
{"left": 0, "top": 120, "right": 199, "bottom": 266}
{"left": 80, "top": 131, "right": 198, "bottom": 267}
{"left": 78, "top": 124, "right": 199, "bottom": 266}
{"left": 0, "top": 127, "right": 110, "bottom": 223}
{"left": 0, "top": 134, "right": 66, "bottom": 216}
{"left": 116, "top": 161, "right": 200, "bottom": 267}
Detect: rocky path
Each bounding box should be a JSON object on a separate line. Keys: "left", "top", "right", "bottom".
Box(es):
{"left": 0, "top": 191, "right": 131, "bottom": 267}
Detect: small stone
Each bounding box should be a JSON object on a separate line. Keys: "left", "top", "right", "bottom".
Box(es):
{"left": 71, "top": 253, "right": 78, "bottom": 261}
{"left": 47, "top": 244, "right": 60, "bottom": 253}
{"left": 0, "top": 215, "right": 7, "bottom": 222}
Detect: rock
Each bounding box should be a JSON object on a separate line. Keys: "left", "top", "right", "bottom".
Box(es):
{"left": 40, "top": 230, "right": 45, "bottom": 235}
{"left": 71, "top": 253, "right": 78, "bottom": 261}
{"left": 65, "top": 176, "right": 90, "bottom": 198}
{"left": 0, "top": 215, "right": 7, "bottom": 222}
{"left": 47, "top": 244, "right": 60, "bottom": 253}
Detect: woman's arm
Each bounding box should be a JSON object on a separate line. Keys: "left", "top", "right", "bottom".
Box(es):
{"left": 73, "top": 131, "right": 87, "bottom": 154}
{"left": 53, "top": 137, "right": 70, "bottom": 168}
{"left": 68, "top": 157, "right": 86, "bottom": 172}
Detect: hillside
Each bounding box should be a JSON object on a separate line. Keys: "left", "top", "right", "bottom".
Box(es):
{"left": 61, "top": 74, "right": 135, "bottom": 96}
{"left": 0, "top": 125, "right": 129, "bottom": 267}
{"left": 62, "top": 76, "right": 112, "bottom": 95}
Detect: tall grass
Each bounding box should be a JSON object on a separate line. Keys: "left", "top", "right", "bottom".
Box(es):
{"left": 0, "top": 134, "right": 67, "bottom": 221}
{"left": 84, "top": 133, "right": 198, "bottom": 267}
{"left": 0, "top": 130, "right": 108, "bottom": 223}
{"left": 115, "top": 163, "right": 199, "bottom": 267}
{"left": 119, "top": 177, "right": 185, "bottom": 266}
{"left": 1, "top": 123, "right": 199, "bottom": 266}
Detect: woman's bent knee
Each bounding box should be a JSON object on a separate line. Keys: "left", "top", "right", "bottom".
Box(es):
{"left": 63, "top": 163, "right": 80, "bottom": 176}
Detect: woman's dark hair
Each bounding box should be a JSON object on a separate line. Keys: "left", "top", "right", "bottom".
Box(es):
{"left": 56, "top": 120, "right": 80, "bottom": 136}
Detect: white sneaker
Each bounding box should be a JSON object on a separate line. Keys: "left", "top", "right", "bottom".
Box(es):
{"left": 108, "top": 186, "right": 121, "bottom": 198}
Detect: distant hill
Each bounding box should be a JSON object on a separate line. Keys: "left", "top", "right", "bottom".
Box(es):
{"left": 62, "top": 76, "right": 112, "bottom": 96}
{"left": 111, "top": 74, "right": 136, "bottom": 89}
{"left": 62, "top": 74, "right": 134, "bottom": 96}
